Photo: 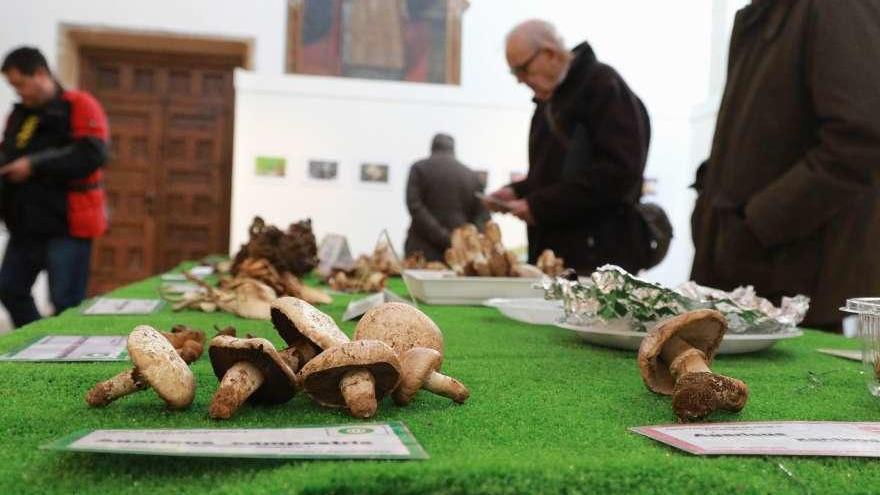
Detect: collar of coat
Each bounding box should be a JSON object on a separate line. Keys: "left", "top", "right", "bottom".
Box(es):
{"left": 740, "top": 0, "right": 796, "bottom": 41}
{"left": 533, "top": 41, "right": 598, "bottom": 105}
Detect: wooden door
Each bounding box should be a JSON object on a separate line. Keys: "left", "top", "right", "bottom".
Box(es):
{"left": 80, "top": 49, "right": 238, "bottom": 294}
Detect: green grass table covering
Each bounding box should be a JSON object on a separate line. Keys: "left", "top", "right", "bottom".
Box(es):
{"left": 0, "top": 268, "right": 877, "bottom": 494}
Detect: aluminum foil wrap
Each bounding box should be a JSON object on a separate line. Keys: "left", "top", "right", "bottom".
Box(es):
{"left": 543, "top": 265, "right": 809, "bottom": 334}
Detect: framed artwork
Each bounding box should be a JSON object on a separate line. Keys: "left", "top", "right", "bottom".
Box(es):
{"left": 308, "top": 160, "right": 339, "bottom": 180}
{"left": 360, "top": 163, "right": 390, "bottom": 183}
{"left": 255, "top": 156, "right": 286, "bottom": 177}
{"left": 287, "top": 0, "right": 469, "bottom": 84}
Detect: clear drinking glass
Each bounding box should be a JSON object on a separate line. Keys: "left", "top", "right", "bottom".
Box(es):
{"left": 843, "top": 298, "right": 880, "bottom": 397}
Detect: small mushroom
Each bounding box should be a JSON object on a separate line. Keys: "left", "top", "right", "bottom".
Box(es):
{"left": 85, "top": 325, "right": 196, "bottom": 409}
{"left": 299, "top": 340, "right": 401, "bottom": 419}
{"left": 394, "top": 348, "right": 469, "bottom": 406}
{"left": 270, "top": 296, "right": 350, "bottom": 371}
{"left": 354, "top": 302, "right": 470, "bottom": 405}
{"left": 208, "top": 335, "right": 298, "bottom": 419}
{"left": 161, "top": 324, "right": 206, "bottom": 363}
{"left": 638, "top": 309, "right": 749, "bottom": 421}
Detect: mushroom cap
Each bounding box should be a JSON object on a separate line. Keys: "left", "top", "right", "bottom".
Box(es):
{"left": 270, "top": 296, "right": 349, "bottom": 351}
{"left": 637, "top": 309, "right": 727, "bottom": 395}
{"left": 299, "top": 340, "right": 401, "bottom": 408}
{"left": 354, "top": 303, "right": 444, "bottom": 359}
{"left": 208, "top": 335, "right": 297, "bottom": 404}
{"left": 395, "top": 347, "right": 443, "bottom": 404}
{"left": 127, "top": 325, "right": 195, "bottom": 409}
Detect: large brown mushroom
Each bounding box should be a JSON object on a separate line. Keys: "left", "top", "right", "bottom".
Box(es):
{"left": 270, "top": 296, "right": 350, "bottom": 372}
{"left": 354, "top": 302, "right": 469, "bottom": 405}
{"left": 298, "top": 340, "right": 401, "bottom": 419}
{"left": 208, "top": 335, "right": 298, "bottom": 419}
{"left": 85, "top": 325, "right": 196, "bottom": 409}
{"left": 637, "top": 309, "right": 749, "bottom": 421}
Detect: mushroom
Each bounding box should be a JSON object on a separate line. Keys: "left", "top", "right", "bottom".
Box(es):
{"left": 354, "top": 302, "right": 470, "bottom": 405}
{"left": 298, "top": 340, "right": 401, "bottom": 418}
{"left": 270, "top": 296, "right": 350, "bottom": 372}
{"left": 637, "top": 309, "right": 749, "bottom": 421}
{"left": 160, "top": 324, "right": 206, "bottom": 363}
{"left": 208, "top": 335, "right": 298, "bottom": 420}
{"left": 85, "top": 325, "right": 196, "bottom": 409}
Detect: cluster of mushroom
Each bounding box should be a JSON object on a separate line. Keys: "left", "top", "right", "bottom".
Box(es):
{"left": 444, "top": 221, "right": 525, "bottom": 277}
{"left": 161, "top": 274, "right": 277, "bottom": 320}
{"left": 235, "top": 257, "right": 332, "bottom": 305}
{"left": 401, "top": 252, "right": 449, "bottom": 271}
{"left": 208, "top": 297, "right": 469, "bottom": 420}
{"left": 231, "top": 216, "right": 319, "bottom": 277}
{"left": 637, "top": 309, "right": 749, "bottom": 421}
{"left": 536, "top": 249, "right": 566, "bottom": 277}
{"left": 83, "top": 299, "right": 469, "bottom": 420}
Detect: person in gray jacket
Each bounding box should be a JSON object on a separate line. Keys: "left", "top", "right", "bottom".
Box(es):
{"left": 404, "top": 133, "right": 489, "bottom": 261}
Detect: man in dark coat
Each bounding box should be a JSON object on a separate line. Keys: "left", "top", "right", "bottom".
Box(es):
{"left": 484, "top": 19, "right": 652, "bottom": 274}
{"left": 691, "top": 0, "right": 880, "bottom": 329}
{"left": 404, "top": 133, "right": 489, "bottom": 261}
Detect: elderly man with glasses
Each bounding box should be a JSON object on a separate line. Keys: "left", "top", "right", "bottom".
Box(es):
{"left": 484, "top": 20, "right": 653, "bottom": 274}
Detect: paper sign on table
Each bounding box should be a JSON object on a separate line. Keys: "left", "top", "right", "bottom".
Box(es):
{"left": 343, "top": 290, "right": 415, "bottom": 321}
{"left": 0, "top": 335, "right": 128, "bottom": 362}
{"left": 632, "top": 421, "right": 880, "bottom": 457}
{"left": 81, "top": 298, "right": 163, "bottom": 315}
{"left": 316, "top": 234, "right": 354, "bottom": 277}
{"left": 43, "top": 422, "right": 427, "bottom": 460}
{"left": 817, "top": 348, "right": 861, "bottom": 362}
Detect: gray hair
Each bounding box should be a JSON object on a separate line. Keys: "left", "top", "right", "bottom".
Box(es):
{"left": 506, "top": 19, "right": 567, "bottom": 54}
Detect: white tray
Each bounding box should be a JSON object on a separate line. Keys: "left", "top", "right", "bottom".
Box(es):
{"left": 484, "top": 298, "right": 565, "bottom": 325}
{"left": 402, "top": 269, "right": 542, "bottom": 305}
{"left": 555, "top": 321, "right": 803, "bottom": 355}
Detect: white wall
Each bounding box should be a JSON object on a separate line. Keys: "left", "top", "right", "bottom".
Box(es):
{"left": 0, "top": 0, "right": 743, "bottom": 330}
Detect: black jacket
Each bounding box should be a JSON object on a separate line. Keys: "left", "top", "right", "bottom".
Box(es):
{"left": 405, "top": 151, "right": 489, "bottom": 261}
{"left": 0, "top": 85, "right": 109, "bottom": 238}
{"left": 510, "top": 42, "right": 652, "bottom": 274}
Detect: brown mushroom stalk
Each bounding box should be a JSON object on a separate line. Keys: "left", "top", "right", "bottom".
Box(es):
{"left": 660, "top": 336, "right": 748, "bottom": 421}
{"left": 208, "top": 335, "right": 298, "bottom": 420}
{"left": 209, "top": 361, "right": 266, "bottom": 419}
{"left": 637, "top": 309, "right": 749, "bottom": 422}
{"left": 340, "top": 369, "right": 378, "bottom": 418}
{"left": 85, "top": 368, "right": 148, "bottom": 407}
{"left": 393, "top": 348, "right": 469, "bottom": 406}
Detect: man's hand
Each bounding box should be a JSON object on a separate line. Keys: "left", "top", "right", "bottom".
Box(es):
{"left": 509, "top": 199, "right": 535, "bottom": 225}
{"left": 0, "top": 156, "right": 32, "bottom": 183}
{"left": 482, "top": 186, "right": 518, "bottom": 212}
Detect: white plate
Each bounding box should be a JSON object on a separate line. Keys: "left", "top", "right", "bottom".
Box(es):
{"left": 484, "top": 298, "right": 565, "bottom": 325}
{"left": 555, "top": 322, "right": 804, "bottom": 355}
{"left": 402, "top": 269, "right": 542, "bottom": 305}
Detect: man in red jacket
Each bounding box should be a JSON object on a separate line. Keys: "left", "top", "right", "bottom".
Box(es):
{"left": 0, "top": 47, "right": 109, "bottom": 327}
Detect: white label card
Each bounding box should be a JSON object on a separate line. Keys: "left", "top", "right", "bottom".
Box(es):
{"left": 82, "top": 298, "right": 163, "bottom": 315}
{"left": 632, "top": 421, "right": 880, "bottom": 457}
{"left": 0, "top": 335, "right": 128, "bottom": 362}
{"left": 44, "top": 422, "right": 427, "bottom": 460}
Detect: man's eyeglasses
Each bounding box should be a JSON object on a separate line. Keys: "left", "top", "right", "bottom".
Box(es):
{"left": 510, "top": 49, "right": 543, "bottom": 77}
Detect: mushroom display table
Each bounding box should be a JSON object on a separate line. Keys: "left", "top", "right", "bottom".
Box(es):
{"left": 0, "top": 267, "right": 876, "bottom": 494}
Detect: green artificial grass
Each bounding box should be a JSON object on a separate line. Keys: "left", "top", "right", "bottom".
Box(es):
{"left": 0, "top": 268, "right": 878, "bottom": 494}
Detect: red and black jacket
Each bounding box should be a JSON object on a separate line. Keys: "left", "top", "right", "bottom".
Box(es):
{"left": 0, "top": 84, "right": 109, "bottom": 239}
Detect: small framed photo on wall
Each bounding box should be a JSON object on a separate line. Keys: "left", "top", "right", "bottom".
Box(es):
{"left": 360, "top": 163, "right": 389, "bottom": 184}
{"left": 308, "top": 160, "right": 339, "bottom": 181}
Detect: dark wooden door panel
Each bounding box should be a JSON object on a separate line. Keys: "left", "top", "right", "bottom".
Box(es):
{"left": 80, "top": 49, "right": 237, "bottom": 295}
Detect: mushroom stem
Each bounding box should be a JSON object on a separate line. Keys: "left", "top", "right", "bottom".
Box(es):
{"left": 339, "top": 369, "right": 377, "bottom": 418}
{"left": 209, "top": 361, "right": 265, "bottom": 419}
{"left": 422, "top": 371, "right": 470, "bottom": 404}
{"left": 85, "top": 368, "right": 148, "bottom": 407}
{"left": 660, "top": 335, "right": 748, "bottom": 421}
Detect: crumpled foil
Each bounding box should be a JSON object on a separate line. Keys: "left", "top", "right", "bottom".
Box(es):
{"left": 542, "top": 265, "right": 810, "bottom": 334}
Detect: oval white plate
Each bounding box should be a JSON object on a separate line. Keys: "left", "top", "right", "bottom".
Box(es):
{"left": 555, "top": 322, "right": 803, "bottom": 355}
{"left": 484, "top": 298, "right": 565, "bottom": 326}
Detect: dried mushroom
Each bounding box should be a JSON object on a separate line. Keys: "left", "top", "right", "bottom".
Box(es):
{"left": 235, "top": 257, "right": 331, "bottom": 305}
{"left": 444, "top": 221, "right": 525, "bottom": 277}
{"left": 232, "top": 216, "right": 318, "bottom": 277}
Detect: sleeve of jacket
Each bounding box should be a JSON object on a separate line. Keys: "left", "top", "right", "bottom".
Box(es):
{"left": 744, "top": 1, "right": 880, "bottom": 247}
{"left": 470, "top": 175, "right": 491, "bottom": 228}
{"left": 406, "top": 164, "right": 451, "bottom": 248}
{"left": 525, "top": 71, "right": 647, "bottom": 226}
{"left": 30, "top": 91, "right": 109, "bottom": 181}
